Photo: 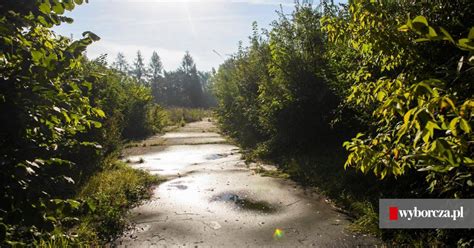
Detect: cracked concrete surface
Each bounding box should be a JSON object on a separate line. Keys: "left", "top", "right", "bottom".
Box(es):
{"left": 115, "top": 120, "right": 380, "bottom": 247}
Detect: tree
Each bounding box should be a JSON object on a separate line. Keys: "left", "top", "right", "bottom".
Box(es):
{"left": 181, "top": 51, "right": 196, "bottom": 74}
{"left": 0, "top": 0, "right": 103, "bottom": 243}
{"left": 131, "top": 50, "right": 146, "bottom": 83}
{"left": 149, "top": 51, "right": 165, "bottom": 103}
{"left": 180, "top": 52, "right": 203, "bottom": 107}
{"left": 199, "top": 71, "right": 217, "bottom": 107}
{"left": 112, "top": 52, "right": 129, "bottom": 73}
{"left": 149, "top": 51, "right": 163, "bottom": 82}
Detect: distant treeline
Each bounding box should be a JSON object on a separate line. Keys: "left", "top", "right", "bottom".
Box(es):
{"left": 111, "top": 51, "right": 216, "bottom": 108}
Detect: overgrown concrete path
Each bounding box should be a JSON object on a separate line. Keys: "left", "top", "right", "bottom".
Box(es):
{"left": 115, "top": 120, "right": 379, "bottom": 247}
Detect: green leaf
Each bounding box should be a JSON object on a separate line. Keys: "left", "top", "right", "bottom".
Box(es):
{"left": 376, "top": 91, "right": 386, "bottom": 101}
{"left": 86, "top": 200, "right": 96, "bottom": 212}
{"left": 427, "top": 27, "right": 438, "bottom": 38}
{"left": 66, "top": 200, "right": 81, "bottom": 210}
{"left": 82, "top": 31, "right": 100, "bottom": 41}
{"left": 439, "top": 27, "right": 454, "bottom": 43}
{"left": 63, "top": 1, "right": 75, "bottom": 11}
{"left": 91, "top": 121, "right": 102, "bottom": 128}
{"left": 412, "top": 16, "right": 429, "bottom": 34}
{"left": 94, "top": 108, "right": 106, "bottom": 118}
{"left": 52, "top": 3, "right": 65, "bottom": 14}
{"left": 39, "top": 2, "right": 51, "bottom": 14}
{"left": 422, "top": 130, "right": 430, "bottom": 143}
{"left": 441, "top": 97, "right": 456, "bottom": 111}
{"left": 449, "top": 117, "right": 460, "bottom": 136}
{"left": 415, "top": 38, "right": 430, "bottom": 43}
{"left": 31, "top": 50, "right": 43, "bottom": 63}
{"left": 458, "top": 38, "right": 474, "bottom": 50}
{"left": 468, "top": 27, "right": 474, "bottom": 40}
{"left": 412, "top": 16, "right": 428, "bottom": 26}
{"left": 63, "top": 17, "right": 74, "bottom": 24}
{"left": 425, "top": 121, "right": 440, "bottom": 136}
{"left": 403, "top": 109, "right": 414, "bottom": 124}
{"left": 459, "top": 118, "right": 471, "bottom": 133}
{"left": 398, "top": 24, "right": 409, "bottom": 32}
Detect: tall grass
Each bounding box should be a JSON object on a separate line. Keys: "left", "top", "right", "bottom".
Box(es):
{"left": 73, "top": 162, "right": 163, "bottom": 243}
{"left": 164, "top": 108, "right": 212, "bottom": 126}
{"left": 36, "top": 235, "right": 74, "bottom": 248}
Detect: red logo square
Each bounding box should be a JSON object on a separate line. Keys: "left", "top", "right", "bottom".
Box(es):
{"left": 389, "top": 206, "right": 398, "bottom": 221}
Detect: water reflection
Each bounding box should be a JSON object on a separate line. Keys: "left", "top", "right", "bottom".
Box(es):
{"left": 126, "top": 144, "right": 235, "bottom": 176}
{"left": 211, "top": 192, "right": 278, "bottom": 213}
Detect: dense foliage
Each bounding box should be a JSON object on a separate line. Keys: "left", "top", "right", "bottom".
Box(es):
{"left": 0, "top": 1, "right": 165, "bottom": 245}
{"left": 2, "top": 0, "right": 472, "bottom": 246}
{"left": 214, "top": 7, "right": 340, "bottom": 154}
{"left": 324, "top": 0, "right": 474, "bottom": 199}
{"left": 213, "top": 0, "right": 473, "bottom": 245}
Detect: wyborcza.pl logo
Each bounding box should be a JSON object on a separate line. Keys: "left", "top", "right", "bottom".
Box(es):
{"left": 379, "top": 199, "right": 474, "bottom": 228}
{"left": 388, "top": 206, "right": 464, "bottom": 221}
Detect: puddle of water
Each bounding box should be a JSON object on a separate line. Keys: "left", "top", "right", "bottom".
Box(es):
{"left": 168, "top": 184, "right": 188, "bottom": 190}
{"left": 162, "top": 132, "right": 221, "bottom": 138}
{"left": 127, "top": 144, "right": 235, "bottom": 176}
{"left": 205, "top": 153, "right": 229, "bottom": 160}
{"left": 168, "top": 180, "right": 189, "bottom": 190}
{"left": 211, "top": 192, "right": 277, "bottom": 213}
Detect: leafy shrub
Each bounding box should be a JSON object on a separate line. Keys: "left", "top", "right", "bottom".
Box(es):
{"left": 214, "top": 0, "right": 473, "bottom": 246}
{"left": 0, "top": 1, "right": 168, "bottom": 245}
{"left": 76, "top": 162, "right": 161, "bottom": 242}
{"left": 0, "top": 0, "right": 104, "bottom": 244}
{"left": 323, "top": 0, "right": 474, "bottom": 199}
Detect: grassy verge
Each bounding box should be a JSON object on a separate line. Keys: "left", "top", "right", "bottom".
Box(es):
{"left": 35, "top": 161, "right": 164, "bottom": 246}
{"left": 63, "top": 109, "right": 211, "bottom": 245}
{"left": 37, "top": 108, "right": 210, "bottom": 246}
{"left": 164, "top": 107, "right": 212, "bottom": 127}
{"left": 74, "top": 161, "right": 163, "bottom": 243}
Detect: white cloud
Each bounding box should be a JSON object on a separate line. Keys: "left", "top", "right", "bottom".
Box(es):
{"left": 86, "top": 40, "right": 186, "bottom": 70}
{"left": 54, "top": 0, "right": 299, "bottom": 71}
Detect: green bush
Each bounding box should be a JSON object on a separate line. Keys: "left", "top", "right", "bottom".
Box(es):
{"left": 323, "top": 0, "right": 474, "bottom": 199}
{"left": 0, "top": 2, "right": 168, "bottom": 245}
{"left": 0, "top": 0, "right": 104, "bottom": 244}
{"left": 213, "top": 0, "right": 473, "bottom": 246}
{"left": 76, "top": 162, "right": 161, "bottom": 243}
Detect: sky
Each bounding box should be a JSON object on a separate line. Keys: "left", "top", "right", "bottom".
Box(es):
{"left": 53, "top": 0, "right": 311, "bottom": 71}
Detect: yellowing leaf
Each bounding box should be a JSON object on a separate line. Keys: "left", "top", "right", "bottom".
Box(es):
{"left": 449, "top": 117, "right": 460, "bottom": 136}
{"left": 376, "top": 91, "right": 386, "bottom": 101}
{"left": 459, "top": 119, "right": 471, "bottom": 133}
{"left": 469, "top": 27, "right": 474, "bottom": 40}
{"left": 412, "top": 16, "right": 428, "bottom": 26}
